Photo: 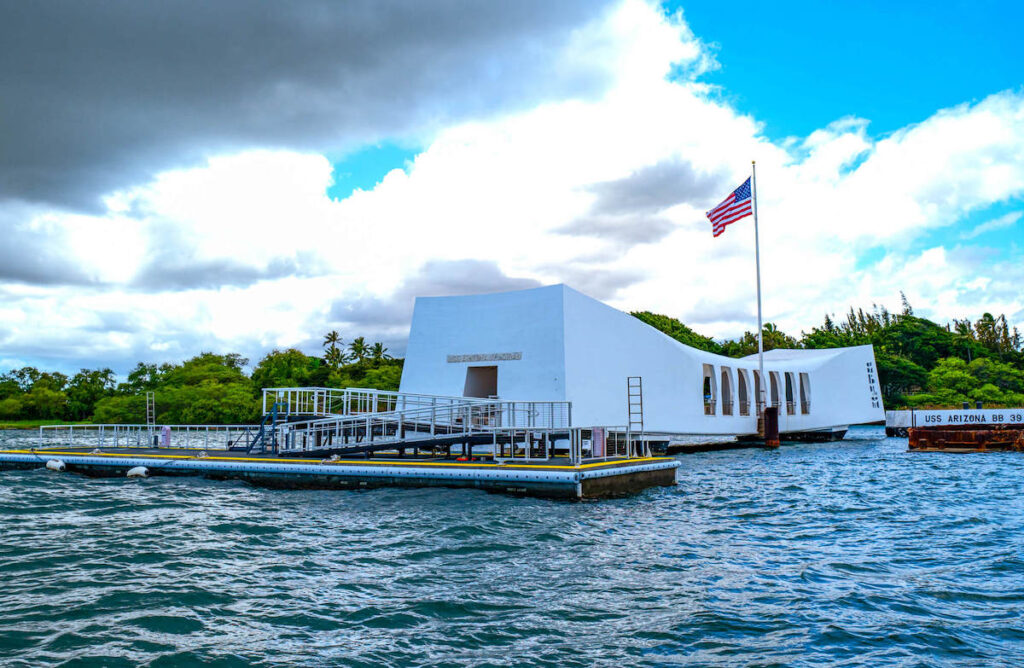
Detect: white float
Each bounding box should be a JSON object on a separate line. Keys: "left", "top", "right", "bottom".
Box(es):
{"left": 45, "top": 459, "right": 66, "bottom": 472}
{"left": 126, "top": 466, "right": 149, "bottom": 478}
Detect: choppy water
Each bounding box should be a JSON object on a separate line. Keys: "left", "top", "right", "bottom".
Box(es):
{"left": 2, "top": 426, "right": 1023, "bottom": 667}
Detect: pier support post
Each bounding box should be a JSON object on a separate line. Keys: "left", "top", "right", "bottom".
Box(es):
{"left": 763, "top": 406, "right": 780, "bottom": 448}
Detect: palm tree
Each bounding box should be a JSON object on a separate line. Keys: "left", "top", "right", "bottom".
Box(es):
{"left": 370, "top": 342, "right": 392, "bottom": 361}
{"left": 349, "top": 336, "right": 368, "bottom": 362}
{"left": 322, "top": 330, "right": 346, "bottom": 369}
{"left": 324, "top": 345, "right": 347, "bottom": 369}
{"left": 323, "top": 331, "right": 341, "bottom": 349}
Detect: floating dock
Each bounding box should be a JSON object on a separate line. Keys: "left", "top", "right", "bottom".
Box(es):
{"left": 1, "top": 387, "right": 681, "bottom": 499}
{"left": 0, "top": 447, "right": 679, "bottom": 500}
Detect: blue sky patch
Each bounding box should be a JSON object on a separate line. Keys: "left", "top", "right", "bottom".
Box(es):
{"left": 668, "top": 0, "right": 1023, "bottom": 141}
{"left": 327, "top": 142, "right": 420, "bottom": 200}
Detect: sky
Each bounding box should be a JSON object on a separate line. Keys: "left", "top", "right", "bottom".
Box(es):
{"left": 1, "top": 0, "right": 1022, "bottom": 375}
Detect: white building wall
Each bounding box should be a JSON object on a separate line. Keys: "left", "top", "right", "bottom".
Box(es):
{"left": 399, "top": 286, "right": 568, "bottom": 401}
{"left": 561, "top": 285, "right": 706, "bottom": 431}
{"left": 399, "top": 284, "right": 884, "bottom": 435}
{"left": 754, "top": 346, "right": 882, "bottom": 431}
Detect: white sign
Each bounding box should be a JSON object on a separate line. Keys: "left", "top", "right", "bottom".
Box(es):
{"left": 447, "top": 352, "right": 522, "bottom": 363}
{"left": 886, "top": 409, "right": 1024, "bottom": 428}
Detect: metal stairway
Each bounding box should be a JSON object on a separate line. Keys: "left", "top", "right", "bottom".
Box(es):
{"left": 236, "top": 402, "right": 283, "bottom": 454}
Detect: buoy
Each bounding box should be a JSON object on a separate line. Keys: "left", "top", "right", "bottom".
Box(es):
{"left": 126, "top": 466, "right": 149, "bottom": 478}
{"left": 45, "top": 459, "right": 66, "bottom": 472}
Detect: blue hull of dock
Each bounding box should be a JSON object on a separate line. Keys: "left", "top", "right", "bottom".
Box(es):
{"left": 0, "top": 450, "right": 679, "bottom": 500}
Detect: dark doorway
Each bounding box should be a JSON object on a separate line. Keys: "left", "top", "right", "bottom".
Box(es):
{"left": 463, "top": 366, "right": 498, "bottom": 398}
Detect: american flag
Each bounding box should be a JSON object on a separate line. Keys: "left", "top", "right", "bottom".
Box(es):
{"left": 706, "top": 177, "right": 752, "bottom": 237}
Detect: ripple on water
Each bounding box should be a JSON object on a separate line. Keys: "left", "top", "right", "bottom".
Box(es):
{"left": 2, "top": 426, "right": 1024, "bottom": 666}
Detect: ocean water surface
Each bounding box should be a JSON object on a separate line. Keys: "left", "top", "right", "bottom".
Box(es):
{"left": 2, "top": 426, "right": 1023, "bottom": 666}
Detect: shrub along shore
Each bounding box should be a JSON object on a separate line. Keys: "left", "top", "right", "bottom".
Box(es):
{"left": 0, "top": 335, "right": 401, "bottom": 426}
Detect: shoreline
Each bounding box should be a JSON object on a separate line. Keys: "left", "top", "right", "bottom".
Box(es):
{"left": 1, "top": 421, "right": 92, "bottom": 430}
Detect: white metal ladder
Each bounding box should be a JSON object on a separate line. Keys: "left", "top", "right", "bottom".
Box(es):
{"left": 627, "top": 376, "right": 647, "bottom": 457}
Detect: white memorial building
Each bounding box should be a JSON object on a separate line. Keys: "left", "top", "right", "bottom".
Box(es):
{"left": 399, "top": 284, "right": 884, "bottom": 441}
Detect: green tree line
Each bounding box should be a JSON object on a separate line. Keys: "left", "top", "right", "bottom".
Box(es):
{"left": 633, "top": 296, "right": 1024, "bottom": 409}
{"left": 0, "top": 335, "right": 402, "bottom": 425}
{"left": 3, "top": 303, "right": 1022, "bottom": 425}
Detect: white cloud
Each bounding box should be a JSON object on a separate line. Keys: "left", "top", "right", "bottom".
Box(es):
{"left": 3, "top": 0, "right": 1023, "bottom": 373}
{"left": 960, "top": 210, "right": 1022, "bottom": 239}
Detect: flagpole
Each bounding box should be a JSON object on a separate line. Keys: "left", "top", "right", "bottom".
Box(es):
{"left": 752, "top": 160, "right": 764, "bottom": 412}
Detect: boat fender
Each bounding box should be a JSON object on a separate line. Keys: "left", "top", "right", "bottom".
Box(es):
{"left": 45, "top": 459, "right": 66, "bottom": 472}
{"left": 126, "top": 466, "right": 149, "bottom": 478}
{"left": 196, "top": 451, "right": 208, "bottom": 459}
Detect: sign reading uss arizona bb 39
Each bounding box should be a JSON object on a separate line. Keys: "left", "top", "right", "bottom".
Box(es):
{"left": 886, "top": 409, "right": 1024, "bottom": 428}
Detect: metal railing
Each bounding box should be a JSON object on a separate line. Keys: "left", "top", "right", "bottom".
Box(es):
{"left": 786, "top": 400, "right": 796, "bottom": 416}
{"left": 567, "top": 427, "right": 646, "bottom": 463}
{"left": 492, "top": 426, "right": 648, "bottom": 464}
{"left": 721, "top": 400, "right": 733, "bottom": 416}
{"left": 491, "top": 428, "right": 563, "bottom": 463}
{"left": 278, "top": 399, "right": 572, "bottom": 454}
{"left": 262, "top": 387, "right": 505, "bottom": 418}
{"left": 739, "top": 400, "right": 750, "bottom": 416}
{"left": 703, "top": 400, "right": 716, "bottom": 416}
{"left": 37, "top": 423, "right": 261, "bottom": 450}
{"left": 801, "top": 400, "right": 811, "bottom": 415}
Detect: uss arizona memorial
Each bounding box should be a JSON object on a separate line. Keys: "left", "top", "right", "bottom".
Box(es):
{"left": 400, "top": 284, "right": 884, "bottom": 443}
{"left": 10, "top": 283, "right": 884, "bottom": 499}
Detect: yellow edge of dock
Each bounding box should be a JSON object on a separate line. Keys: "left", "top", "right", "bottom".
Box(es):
{"left": 3, "top": 448, "right": 674, "bottom": 471}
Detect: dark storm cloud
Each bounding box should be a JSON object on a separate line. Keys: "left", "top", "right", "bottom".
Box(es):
{"left": 588, "top": 159, "right": 726, "bottom": 215}
{"left": 399, "top": 259, "right": 543, "bottom": 298}
{"left": 0, "top": 0, "right": 617, "bottom": 211}
{"left": 555, "top": 215, "right": 676, "bottom": 245}
{"left": 0, "top": 233, "right": 95, "bottom": 286}
{"left": 131, "top": 253, "right": 321, "bottom": 291}
{"left": 0, "top": 205, "right": 98, "bottom": 286}
{"left": 81, "top": 311, "right": 138, "bottom": 335}
{"left": 330, "top": 259, "right": 542, "bottom": 328}
{"left": 0, "top": 314, "right": 262, "bottom": 375}
{"left": 547, "top": 265, "right": 646, "bottom": 301}
{"left": 556, "top": 159, "right": 726, "bottom": 245}
{"left": 685, "top": 299, "right": 755, "bottom": 325}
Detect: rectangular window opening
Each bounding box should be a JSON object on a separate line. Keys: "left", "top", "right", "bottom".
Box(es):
{"left": 464, "top": 366, "right": 498, "bottom": 398}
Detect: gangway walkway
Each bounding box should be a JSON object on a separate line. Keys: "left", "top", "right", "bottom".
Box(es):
{"left": 262, "top": 387, "right": 502, "bottom": 420}
{"left": 262, "top": 387, "right": 654, "bottom": 462}
{"left": 276, "top": 396, "right": 573, "bottom": 459}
